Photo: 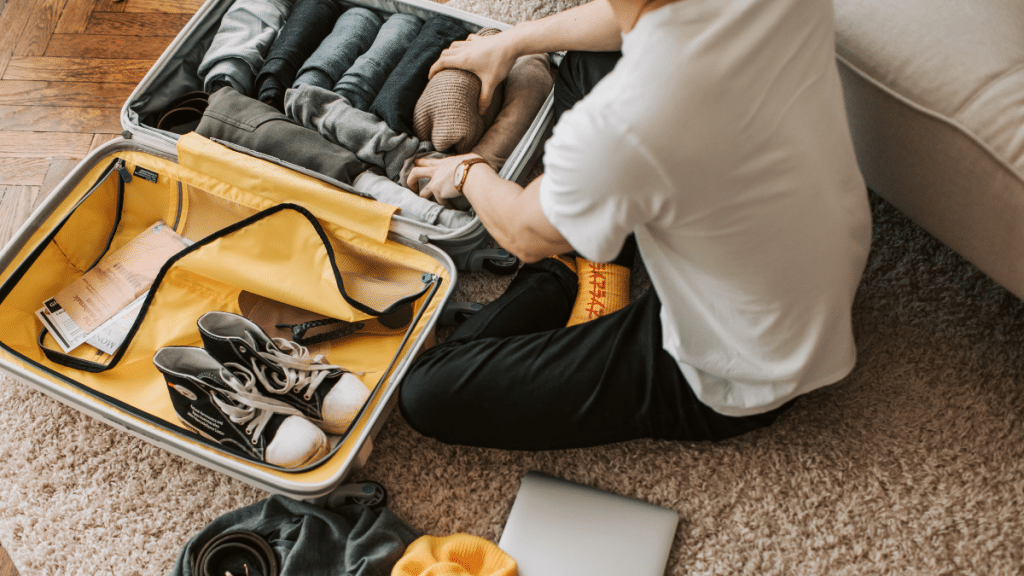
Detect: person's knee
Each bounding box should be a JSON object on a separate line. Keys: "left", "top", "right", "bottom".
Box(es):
{"left": 397, "top": 348, "right": 456, "bottom": 439}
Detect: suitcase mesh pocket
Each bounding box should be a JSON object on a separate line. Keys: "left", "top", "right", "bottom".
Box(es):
{"left": 178, "top": 183, "right": 260, "bottom": 241}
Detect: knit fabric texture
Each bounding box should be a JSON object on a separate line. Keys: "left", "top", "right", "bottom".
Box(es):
{"left": 567, "top": 258, "right": 631, "bottom": 326}
{"left": 412, "top": 28, "right": 504, "bottom": 154}
{"left": 392, "top": 534, "right": 517, "bottom": 576}
{"left": 369, "top": 15, "right": 469, "bottom": 136}
{"left": 472, "top": 53, "right": 553, "bottom": 170}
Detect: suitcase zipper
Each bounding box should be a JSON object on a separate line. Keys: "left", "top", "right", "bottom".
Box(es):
{"left": 114, "top": 159, "right": 133, "bottom": 183}
{"left": 84, "top": 159, "right": 130, "bottom": 271}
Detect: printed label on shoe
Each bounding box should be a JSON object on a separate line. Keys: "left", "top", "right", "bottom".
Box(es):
{"left": 168, "top": 382, "right": 197, "bottom": 401}
{"left": 189, "top": 405, "right": 226, "bottom": 436}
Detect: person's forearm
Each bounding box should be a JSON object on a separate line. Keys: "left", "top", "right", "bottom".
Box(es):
{"left": 461, "top": 169, "right": 572, "bottom": 263}
{"left": 499, "top": 0, "right": 623, "bottom": 59}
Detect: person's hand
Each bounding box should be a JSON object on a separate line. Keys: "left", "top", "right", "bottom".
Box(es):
{"left": 406, "top": 153, "right": 484, "bottom": 209}
{"left": 429, "top": 32, "right": 518, "bottom": 116}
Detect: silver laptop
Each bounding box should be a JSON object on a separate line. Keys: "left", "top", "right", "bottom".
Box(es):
{"left": 498, "top": 471, "right": 679, "bottom": 576}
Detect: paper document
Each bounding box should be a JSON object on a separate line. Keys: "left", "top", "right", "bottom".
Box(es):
{"left": 36, "top": 293, "right": 147, "bottom": 354}
{"left": 39, "top": 221, "right": 190, "bottom": 354}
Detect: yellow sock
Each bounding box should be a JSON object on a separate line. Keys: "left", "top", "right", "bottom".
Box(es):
{"left": 567, "top": 258, "right": 630, "bottom": 326}
{"left": 551, "top": 253, "right": 577, "bottom": 274}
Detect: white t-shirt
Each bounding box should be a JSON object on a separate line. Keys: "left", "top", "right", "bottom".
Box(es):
{"left": 539, "top": 0, "right": 872, "bottom": 416}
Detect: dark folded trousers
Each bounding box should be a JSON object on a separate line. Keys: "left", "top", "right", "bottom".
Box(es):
{"left": 256, "top": 0, "right": 344, "bottom": 110}
{"left": 398, "top": 52, "right": 793, "bottom": 450}
{"left": 293, "top": 7, "right": 382, "bottom": 90}
{"left": 196, "top": 86, "right": 368, "bottom": 185}
{"left": 369, "top": 15, "right": 468, "bottom": 136}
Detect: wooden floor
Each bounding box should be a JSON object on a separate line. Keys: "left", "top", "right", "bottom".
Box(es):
{"left": 0, "top": 0, "right": 204, "bottom": 249}
{"left": 0, "top": 0, "right": 204, "bottom": 570}
{"left": 0, "top": 542, "right": 15, "bottom": 576}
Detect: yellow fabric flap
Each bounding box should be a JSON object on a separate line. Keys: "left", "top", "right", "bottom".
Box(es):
{"left": 176, "top": 132, "right": 396, "bottom": 244}
{"left": 147, "top": 205, "right": 401, "bottom": 328}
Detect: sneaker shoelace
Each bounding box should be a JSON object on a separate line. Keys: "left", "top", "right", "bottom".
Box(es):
{"left": 211, "top": 365, "right": 303, "bottom": 445}
{"left": 249, "top": 338, "right": 348, "bottom": 401}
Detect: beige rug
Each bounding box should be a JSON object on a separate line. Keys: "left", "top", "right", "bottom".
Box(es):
{"left": 3, "top": 2, "right": 1024, "bottom": 574}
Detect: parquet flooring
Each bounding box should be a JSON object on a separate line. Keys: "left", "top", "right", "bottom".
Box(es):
{"left": 0, "top": 541, "right": 16, "bottom": 576}
{"left": 0, "top": 2, "right": 203, "bottom": 572}
{"left": 0, "top": 0, "right": 201, "bottom": 250}
{"left": 0, "top": 0, "right": 473, "bottom": 570}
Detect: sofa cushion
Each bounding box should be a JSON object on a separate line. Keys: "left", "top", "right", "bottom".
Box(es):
{"left": 834, "top": 0, "right": 1024, "bottom": 297}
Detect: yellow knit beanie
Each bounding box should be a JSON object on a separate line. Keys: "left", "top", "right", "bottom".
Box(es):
{"left": 392, "top": 534, "right": 518, "bottom": 576}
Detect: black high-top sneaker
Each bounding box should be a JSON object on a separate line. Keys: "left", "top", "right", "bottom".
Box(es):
{"left": 197, "top": 311, "right": 370, "bottom": 435}
{"left": 153, "top": 346, "right": 330, "bottom": 468}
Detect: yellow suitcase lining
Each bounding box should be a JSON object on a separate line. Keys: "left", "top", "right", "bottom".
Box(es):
{"left": 0, "top": 134, "right": 451, "bottom": 487}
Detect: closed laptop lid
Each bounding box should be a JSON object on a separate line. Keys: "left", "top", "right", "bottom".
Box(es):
{"left": 497, "top": 471, "right": 679, "bottom": 576}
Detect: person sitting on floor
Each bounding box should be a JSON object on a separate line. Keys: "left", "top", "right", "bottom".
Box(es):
{"left": 400, "top": 0, "right": 872, "bottom": 450}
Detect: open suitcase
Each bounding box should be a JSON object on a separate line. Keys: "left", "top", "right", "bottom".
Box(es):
{"left": 124, "top": 0, "right": 553, "bottom": 274}
{"left": 0, "top": 0, "right": 554, "bottom": 501}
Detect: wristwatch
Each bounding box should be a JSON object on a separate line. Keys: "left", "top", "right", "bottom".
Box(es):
{"left": 454, "top": 157, "right": 489, "bottom": 194}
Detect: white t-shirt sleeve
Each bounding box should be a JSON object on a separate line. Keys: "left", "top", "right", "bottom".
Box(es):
{"left": 539, "top": 104, "right": 670, "bottom": 263}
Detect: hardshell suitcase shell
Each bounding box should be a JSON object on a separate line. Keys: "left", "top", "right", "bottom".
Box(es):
{"left": 122, "top": 0, "right": 555, "bottom": 274}
{"left": 0, "top": 131, "right": 455, "bottom": 500}
{"left": 0, "top": 0, "right": 555, "bottom": 501}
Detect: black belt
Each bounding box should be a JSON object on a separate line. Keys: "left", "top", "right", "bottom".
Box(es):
{"left": 153, "top": 90, "right": 210, "bottom": 135}
{"left": 192, "top": 530, "right": 278, "bottom": 576}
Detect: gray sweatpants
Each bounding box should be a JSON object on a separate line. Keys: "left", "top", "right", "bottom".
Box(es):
{"left": 284, "top": 84, "right": 432, "bottom": 182}
{"left": 197, "top": 0, "right": 293, "bottom": 96}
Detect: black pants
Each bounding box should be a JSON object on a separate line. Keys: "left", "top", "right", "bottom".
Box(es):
{"left": 398, "top": 53, "right": 793, "bottom": 450}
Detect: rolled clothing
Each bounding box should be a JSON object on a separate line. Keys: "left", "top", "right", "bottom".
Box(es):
{"left": 198, "top": 0, "right": 294, "bottom": 96}
{"left": 412, "top": 27, "right": 503, "bottom": 154}
{"left": 293, "top": 7, "right": 382, "bottom": 90}
{"left": 333, "top": 13, "right": 423, "bottom": 110}
{"left": 196, "top": 86, "right": 368, "bottom": 185}
{"left": 255, "top": 0, "right": 344, "bottom": 110}
{"left": 354, "top": 170, "right": 474, "bottom": 230}
{"left": 285, "top": 84, "right": 432, "bottom": 181}
{"left": 472, "top": 53, "right": 554, "bottom": 170}
{"left": 169, "top": 495, "right": 421, "bottom": 576}
{"left": 399, "top": 150, "right": 446, "bottom": 191}
{"left": 398, "top": 150, "right": 474, "bottom": 212}
{"left": 369, "top": 15, "right": 469, "bottom": 136}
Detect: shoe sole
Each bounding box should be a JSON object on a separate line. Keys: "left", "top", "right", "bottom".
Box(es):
{"left": 176, "top": 418, "right": 330, "bottom": 469}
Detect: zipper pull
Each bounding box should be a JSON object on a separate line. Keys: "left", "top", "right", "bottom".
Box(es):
{"left": 115, "top": 160, "right": 132, "bottom": 183}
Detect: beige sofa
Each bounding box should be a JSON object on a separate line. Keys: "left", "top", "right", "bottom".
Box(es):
{"left": 834, "top": 0, "right": 1024, "bottom": 298}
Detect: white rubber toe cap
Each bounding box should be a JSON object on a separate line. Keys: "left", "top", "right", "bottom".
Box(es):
{"left": 321, "top": 373, "right": 371, "bottom": 434}
{"left": 266, "top": 415, "right": 329, "bottom": 468}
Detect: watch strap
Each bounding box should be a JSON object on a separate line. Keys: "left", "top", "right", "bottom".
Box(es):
{"left": 455, "top": 157, "right": 489, "bottom": 194}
